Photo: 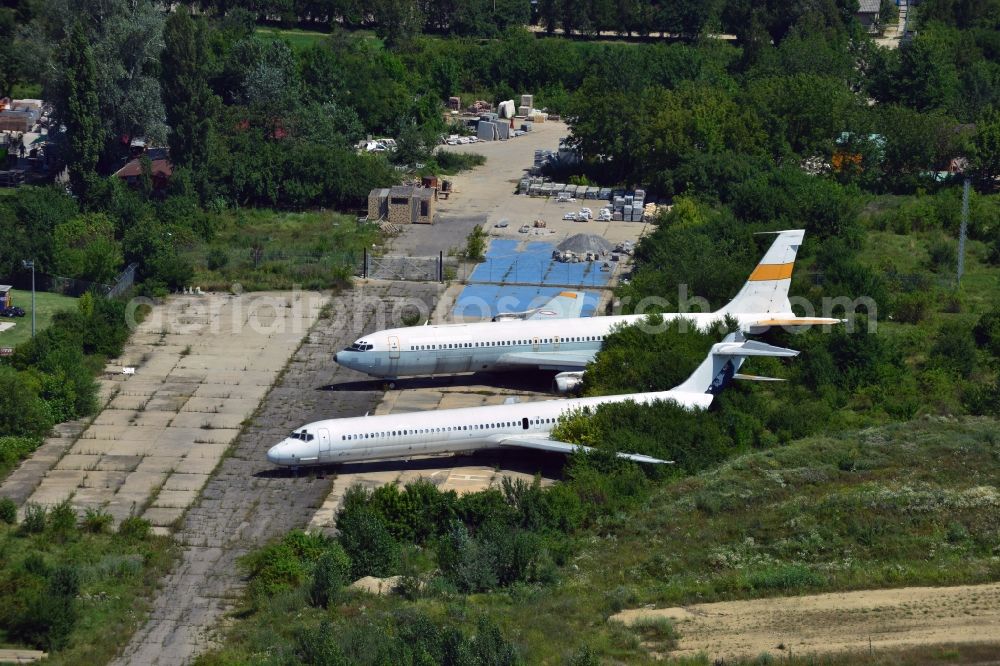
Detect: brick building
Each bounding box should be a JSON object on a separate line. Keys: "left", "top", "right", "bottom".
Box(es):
{"left": 367, "top": 185, "right": 435, "bottom": 224}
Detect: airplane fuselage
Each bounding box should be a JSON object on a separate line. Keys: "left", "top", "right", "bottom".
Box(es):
{"left": 334, "top": 311, "right": 779, "bottom": 379}
{"left": 266, "top": 388, "right": 712, "bottom": 467}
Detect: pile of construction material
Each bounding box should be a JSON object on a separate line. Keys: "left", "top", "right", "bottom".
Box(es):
{"left": 467, "top": 100, "right": 492, "bottom": 114}
{"left": 519, "top": 176, "right": 613, "bottom": 201}
{"left": 517, "top": 94, "right": 549, "bottom": 123}
{"left": 558, "top": 233, "right": 613, "bottom": 255}
{"left": 610, "top": 189, "right": 646, "bottom": 222}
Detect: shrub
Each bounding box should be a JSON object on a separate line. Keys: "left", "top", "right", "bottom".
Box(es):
{"left": 206, "top": 247, "right": 229, "bottom": 270}
{"left": 20, "top": 503, "right": 47, "bottom": 535}
{"left": 437, "top": 521, "right": 498, "bottom": 593}
{"left": 891, "top": 291, "right": 932, "bottom": 324}
{"left": 48, "top": 499, "right": 77, "bottom": 540}
{"left": 82, "top": 507, "right": 114, "bottom": 534}
{"left": 309, "top": 545, "right": 352, "bottom": 608}
{"left": 0, "top": 369, "right": 54, "bottom": 440}
{"left": 0, "top": 436, "right": 38, "bottom": 469}
{"left": 16, "top": 565, "right": 80, "bottom": 652}
{"left": 242, "top": 530, "right": 332, "bottom": 598}
{"left": 117, "top": 516, "right": 151, "bottom": 541}
{"left": 927, "top": 237, "right": 956, "bottom": 272}
{"left": 337, "top": 507, "right": 401, "bottom": 579}
{"left": 463, "top": 225, "right": 487, "bottom": 262}
{"left": 0, "top": 496, "right": 17, "bottom": 524}
{"left": 930, "top": 320, "right": 976, "bottom": 378}
{"left": 973, "top": 305, "right": 1000, "bottom": 357}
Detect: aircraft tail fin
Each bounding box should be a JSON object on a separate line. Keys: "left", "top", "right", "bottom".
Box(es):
{"left": 674, "top": 332, "right": 799, "bottom": 395}
{"left": 716, "top": 229, "right": 804, "bottom": 316}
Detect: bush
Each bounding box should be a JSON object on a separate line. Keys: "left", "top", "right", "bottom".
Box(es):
{"left": 0, "top": 369, "right": 54, "bottom": 440}
{"left": 0, "top": 496, "right": 17, "bottom": 524}
{"left": 243, "top": 530, "right": 334, "bottom": 599}
{"left": 117, "top": 516, "right": 151, "bottom": 541}
{"left": 206, "top": 247, "right": 229, "bottom": 270}
{"left": 309, "top": 545, "right": 352, "bottom": 608}
{"left": 433, "top": 150, "right": 485, "bottom": 174}
{"left": 437, "top": 521, "right": 498, "bottom": 593}
{"left": 337, "top": 507, "right": 401, "bottom": 579}
{"left": 48, "top": 499, "right": 77, "bottom": 540}
{"left": 0, "top": 436, "right": 39, "bottom": 471}
{"left": 973, "top": 305, "right": 1000, "bottom": 357}
{"left": 930, "top": 320, "right": 977, "bottom": 378}
{"left": 15, "top": 565, "right": 80, "bottom": 652}
{"left": 82, "top": 507, "right": 114, "bottom": 534}
{"left": 891, "top": 291, "right": 932, "bottom": 324}
{"left": 20, "top": 503, "right": 46, "bottom": 535}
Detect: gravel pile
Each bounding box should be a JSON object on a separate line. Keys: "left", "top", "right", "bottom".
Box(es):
{"left": 557, "top": 233, "right": 614, "bottom": 254}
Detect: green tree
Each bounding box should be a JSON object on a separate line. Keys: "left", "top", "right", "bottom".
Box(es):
{"left": 0, "top": 368, "right": 52, "bottom": 440}
{"left": 162, "top": 8, "right": 216, "bottom": 170}
{"left": 309, "top": 545, "right": 351, "bottom": 608}
{"left": 53, "top": 213, "right": 123, "bottom": 284}
{"left": 60, "top": 23, "right": 103, "bottom": 199}
{"left": 970, "top": 108, "right": 1000, "bottom": 188}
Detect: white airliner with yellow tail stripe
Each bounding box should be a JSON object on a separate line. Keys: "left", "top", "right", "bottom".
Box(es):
{"left": 335, "top": 229, "right": 839, "bottom": 391}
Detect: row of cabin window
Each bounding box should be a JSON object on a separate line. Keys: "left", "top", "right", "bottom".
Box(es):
{"left": 408, "top": 336, "right": 604, "bottom": 351}
{"left": 341, "top": 417, "right": 558, "bottom": 441}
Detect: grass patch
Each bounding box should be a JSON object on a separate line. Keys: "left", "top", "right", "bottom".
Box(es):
{"left": 10, "top": 82, "right": 43, "bottom": 99}
{"left": 254, "top": 27, "right": 330, "bottom": 52}
{"left": 0, "top": 514, "right": 177, "bottom": 664}
{"left": 188, "top": 208, "right": 380, "bottom": 291}
{"left": 0, "top": 291, "right": 79, "bottom": 349}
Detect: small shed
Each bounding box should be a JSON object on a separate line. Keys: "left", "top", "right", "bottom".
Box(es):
{"left": 368, "top": 187, "right": 391, "bottom": 220}
{"left": 368, "top": 186, "right": 435, "bottom": 224}
{"left": 0, "top": 285, "right": 12, "bottom": 309}
{"left": 856, "top": 0, "right": 881, "bottom": 32}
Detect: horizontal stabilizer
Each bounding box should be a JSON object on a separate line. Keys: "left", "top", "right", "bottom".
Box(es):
{"left": 734, "top": 373, "right": 786, "bottom": 382}
{"left": 675, "top": 332, "right": 800, "bottom": 395}
{"left": 713, "top": 339, "right": 800, "bottom": 358}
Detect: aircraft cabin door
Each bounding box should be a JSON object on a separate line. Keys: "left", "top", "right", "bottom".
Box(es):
{"left": 318, "top": 428, "right": 331, "bottom": 457}
{"left": 532, "top": 337, "right": 540, "bottom": 352}
{"left": 553, "top": 335, "right": 561, "bottom": 350}
{"left": 388, "top": 336, "right": 400, "bottom": 359}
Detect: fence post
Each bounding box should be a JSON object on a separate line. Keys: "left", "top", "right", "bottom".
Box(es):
{"left": 439, "top": 250, "right": 443, "bottom": 283}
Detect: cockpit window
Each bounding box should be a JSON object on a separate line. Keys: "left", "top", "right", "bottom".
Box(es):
{"left": 345, "top": 342, "right": 374, "bottom": 352}
{"left": 290, "top": 430, "right": 314, "bottom": 441}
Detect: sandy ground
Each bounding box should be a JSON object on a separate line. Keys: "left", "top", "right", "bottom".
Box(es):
{"left": 612, "top": 582, "right": 1000, "bottom": 660}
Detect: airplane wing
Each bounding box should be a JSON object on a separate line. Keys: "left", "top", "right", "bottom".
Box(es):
{"left": 492, "top": 434, "right": 671, "bottom": 464}
{"left": 496, "top": 350, "right": 595, "bottom": 371}
{"left": 527, "top": 291, "right": 586, "bottom": 319}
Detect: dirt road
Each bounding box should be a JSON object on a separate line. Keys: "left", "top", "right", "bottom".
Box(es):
{"left": 612, "top": 582, "right": 1000, "bottom": 660}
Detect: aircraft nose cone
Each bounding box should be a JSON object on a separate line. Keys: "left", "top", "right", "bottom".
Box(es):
{"left": 266, "top": 443, "right": 283, "bottom": 465}
{"left": 334, "top": 351, "right": 342, "bottom": 364}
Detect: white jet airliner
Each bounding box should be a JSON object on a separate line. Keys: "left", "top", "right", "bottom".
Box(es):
{"left": 267, "top": 333, "right": 798, "bottom": 468}
{"left": 334, "top": 229, "right": 838, "bottom": 391}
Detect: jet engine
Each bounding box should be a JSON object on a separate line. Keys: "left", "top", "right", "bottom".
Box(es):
{"left": 553, "top": 371, "right": 585, "bottom": 394}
